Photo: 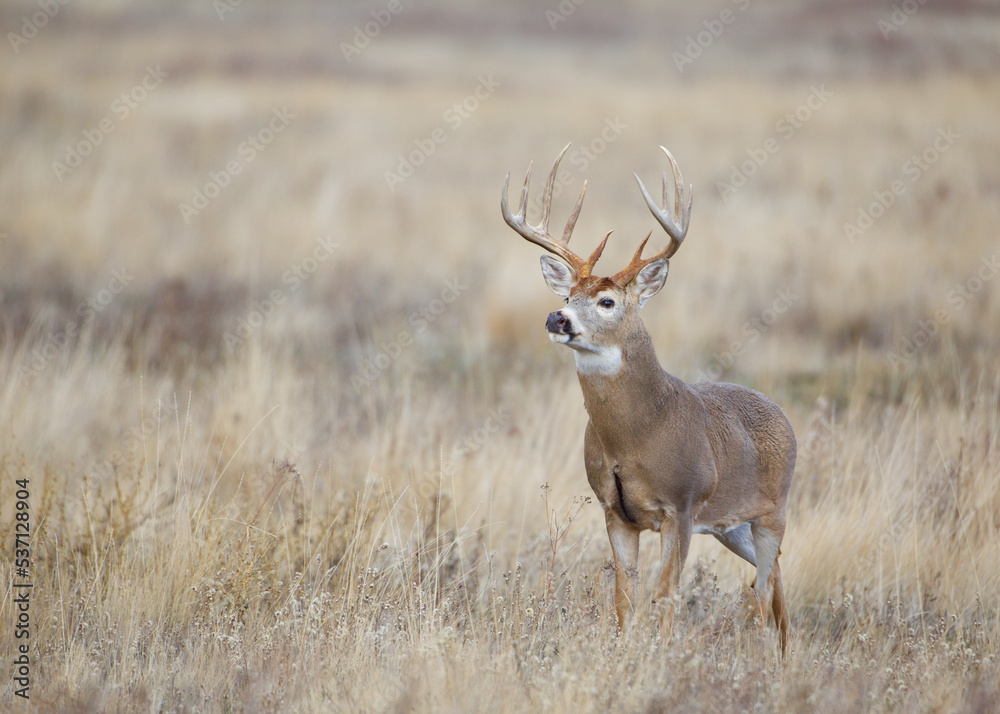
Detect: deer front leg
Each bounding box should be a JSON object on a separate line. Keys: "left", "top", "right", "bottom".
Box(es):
{"left": 606, "top": 511, "right": 639, "bottom": 632}
{"left": 652, "top": 511, "right": 692, "bottom": 633}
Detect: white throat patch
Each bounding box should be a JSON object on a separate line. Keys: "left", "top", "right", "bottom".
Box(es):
{"left": 574, "top": 345, "right": 622, "bottom": 375}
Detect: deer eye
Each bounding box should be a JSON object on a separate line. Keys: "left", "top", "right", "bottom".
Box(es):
{"left": 598, "top": 297, "right": 615, "bottom": 309}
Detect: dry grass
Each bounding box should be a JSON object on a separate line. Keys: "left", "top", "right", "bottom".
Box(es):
{"left": 2, "top": 1, "right": 1000, "bottom": 711}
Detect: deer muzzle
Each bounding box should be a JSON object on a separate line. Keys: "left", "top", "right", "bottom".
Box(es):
{"left": 546, "top": 310, "right": 573, "bottom": 336}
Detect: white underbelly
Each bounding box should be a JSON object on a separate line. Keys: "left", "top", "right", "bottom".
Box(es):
{"left": 692, "top": 522, "right": 747, "bottom": 537}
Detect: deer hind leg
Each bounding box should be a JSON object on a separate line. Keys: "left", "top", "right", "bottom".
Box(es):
{"left": 606, "top": 512, "right": 640, "bottom": 633}
{"left": 713, "top": 524, "right": 765, "bottom": 629}
{"left": 652, "top": 512, "right": 692, "bottom": 633}
{"left": 750, "top": 517, "right": 785, "bottom": 644}
{"left": 768, "top": 556, "right": 791, "bottom": 656}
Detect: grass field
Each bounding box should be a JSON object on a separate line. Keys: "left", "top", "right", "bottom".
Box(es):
{"left": 2, "top": 0, "right": 1000, "bottom": 711}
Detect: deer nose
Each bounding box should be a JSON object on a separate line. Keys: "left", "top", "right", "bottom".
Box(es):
{"left": 546, "top": 311, "right": 570, "bottom": 333}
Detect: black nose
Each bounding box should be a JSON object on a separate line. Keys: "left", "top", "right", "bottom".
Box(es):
{"left": 546, "top": 311, "right": 570, "bottom": 333}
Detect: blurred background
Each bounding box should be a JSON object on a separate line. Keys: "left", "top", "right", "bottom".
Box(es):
{"left": 2, "top": 7, "right": 997, "bottom": 316}
{"left": 1, "top": 1, "right": 999, "bottom": 708}
{"left": 2, "top": 0, "right": 997, "bottom": 478}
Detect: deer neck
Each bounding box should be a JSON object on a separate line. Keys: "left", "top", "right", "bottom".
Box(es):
{"left": 575, "top": 322, "right": 676, "bottom": 451}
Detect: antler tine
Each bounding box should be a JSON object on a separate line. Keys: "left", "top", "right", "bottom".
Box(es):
{"left": 539, "top": 143, "right": 570, "bottom": 238}
{"left": 633, "top": 146, "right": 694, "bottom": 258}
{"left": 518, "top": 161, "right": 532, "bottom": 221}
{"left": 614, "top": 147, "right": 693, "bottom": 285}
{"left": 664, "top": 146, "right": 694, "bottom": 246}
{"left": 502, "top": 144, "right": 598, "bottom": 276}
{"left": 562, "top": 179, "right": 587, "bottom": 244}
{"left": 634, "top": 146, "right": 692, "bottom": 255}
{"left": 501, "top": 171, "right": 520, "bottom": 223}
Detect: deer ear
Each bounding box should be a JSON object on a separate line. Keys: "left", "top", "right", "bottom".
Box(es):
{"left": 630, "top": 258, "right": 668, "bottom": 307}
{"left": 539, "top": 255, "right": 577, "bottom": 298}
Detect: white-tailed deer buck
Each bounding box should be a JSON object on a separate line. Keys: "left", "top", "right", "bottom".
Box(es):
{"left": 502, "top": 145, "right": 795, "bottom": 654}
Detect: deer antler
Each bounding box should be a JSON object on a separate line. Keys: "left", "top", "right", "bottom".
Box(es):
{"left": 613, "top": 146, "right": 692, "bottom": 286}
{"left": 502, "top": 143, "right": 609, "bottom": 279}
